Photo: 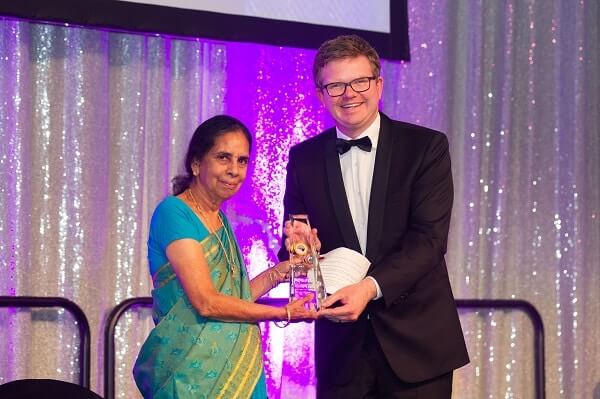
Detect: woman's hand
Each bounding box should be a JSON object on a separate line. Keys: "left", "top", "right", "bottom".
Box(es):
{"left": 286, "top": 293, "right": 319, "bottom": 322}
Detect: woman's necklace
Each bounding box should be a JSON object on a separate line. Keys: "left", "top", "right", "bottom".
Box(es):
{"left": 186, "top": 189, "right": 237, "bottom": 273}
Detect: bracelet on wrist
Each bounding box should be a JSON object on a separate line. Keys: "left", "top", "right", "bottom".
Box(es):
{"left": 273, "top": 305, "right": 291, "bottom": 328}
{"left": 267, "top": 270, "right": 276, "bottom": 288}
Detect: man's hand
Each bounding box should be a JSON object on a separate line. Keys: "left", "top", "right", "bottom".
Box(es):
{"left": 318, "top": 278, "right": 377, "bottom": 323}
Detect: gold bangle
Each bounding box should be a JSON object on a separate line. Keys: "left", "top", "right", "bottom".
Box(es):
{"left": 268, "top": 265, "right": 284, "bottom": 289}
{"left": 273, "top": 305, "right": 291, "bottom": 328}
{"left": 267, "top": 269, "right": 276, "bottom": 288}
{"left": 273, "top": 268, "right": 281, "bottom": 286}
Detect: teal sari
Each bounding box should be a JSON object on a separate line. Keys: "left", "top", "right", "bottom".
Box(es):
{"left": 133, "top": 204, "right": 267, "bottom": 399}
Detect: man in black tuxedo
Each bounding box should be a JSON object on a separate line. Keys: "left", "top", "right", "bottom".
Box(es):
{"left": 279, "top": 35, "right": 469, "bottom": 398}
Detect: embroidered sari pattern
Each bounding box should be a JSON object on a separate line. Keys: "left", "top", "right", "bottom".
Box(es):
{"left": 133, "top": 218, "right": 264, "bottom": 399}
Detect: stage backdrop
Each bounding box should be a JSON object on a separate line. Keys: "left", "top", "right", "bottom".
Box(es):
{"left": 1, "top": 1, "right": 599, "bottom": 398}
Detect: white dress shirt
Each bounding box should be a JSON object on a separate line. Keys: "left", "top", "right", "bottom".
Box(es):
{"left": 337, "top": 113, "right": 382, "bottom": 299}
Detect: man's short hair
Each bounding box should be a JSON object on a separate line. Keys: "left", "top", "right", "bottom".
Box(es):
{"left": 313, "top": 35, "right": 381, "bottom": 87}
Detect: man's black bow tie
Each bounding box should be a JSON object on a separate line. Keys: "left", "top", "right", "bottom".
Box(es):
{"left": 336, "top": 136, "right": 372, "bottom": 154}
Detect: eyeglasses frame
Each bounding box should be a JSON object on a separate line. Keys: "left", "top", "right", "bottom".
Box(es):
{"left": 319, "top": 76, "right": 379, "bottom": 97}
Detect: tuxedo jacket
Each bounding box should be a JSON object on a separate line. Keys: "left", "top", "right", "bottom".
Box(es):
{"left": 279, "top": 112, "right": 469, "bottom": 387}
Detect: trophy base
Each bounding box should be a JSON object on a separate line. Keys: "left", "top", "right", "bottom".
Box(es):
{"left": 290, "top": 274, "right": 323, "bottom": 310}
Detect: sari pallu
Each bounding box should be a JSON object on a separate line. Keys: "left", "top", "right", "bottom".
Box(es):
{"left": 133, "top": 219, "right": 265, "bottom": 399}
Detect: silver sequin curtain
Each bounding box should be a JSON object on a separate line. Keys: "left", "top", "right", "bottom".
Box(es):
{"left": 382, "top": 2, "right": 599, "bottom": 398}
{"left": 0, "top": 19, "right": 226, "bottom": 396}
{"left": 1, "top": 0, "right": 599, "bottom": 398}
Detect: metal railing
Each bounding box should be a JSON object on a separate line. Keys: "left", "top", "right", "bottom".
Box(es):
{"left": 0, "top": 296, "right": 91, "bottom": 388}
{"left": 103, "top": 297, "right": 152, "bottom": 399}
{"left": 103, "top": 297, "right": 545, "bottom": 399}
{"left": 455, "top": 299, "right": 545, "bottom": 399}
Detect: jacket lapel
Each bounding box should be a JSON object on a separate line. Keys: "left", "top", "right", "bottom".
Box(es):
{"left": 324, "top": 129, "right": 362, "bottom": 252}
{"left": 366, "top": 114, "right": 393, "bottom": 261}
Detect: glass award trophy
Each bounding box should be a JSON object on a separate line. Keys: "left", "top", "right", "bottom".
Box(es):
{"left": 288, "top": 214, "right": 326, "bottom": 310}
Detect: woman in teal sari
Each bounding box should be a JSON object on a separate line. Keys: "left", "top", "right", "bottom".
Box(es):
{"left": 133, "top": 115, "right": 317, "bottom": 398}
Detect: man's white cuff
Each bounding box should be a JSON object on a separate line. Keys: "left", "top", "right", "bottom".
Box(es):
{"left": 365, "top": 276, "right": 382, "bottom": 300}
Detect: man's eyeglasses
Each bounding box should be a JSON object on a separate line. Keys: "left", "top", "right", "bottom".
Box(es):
{"left": 320, "top": 76, "right": 378, "bottom": 97}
